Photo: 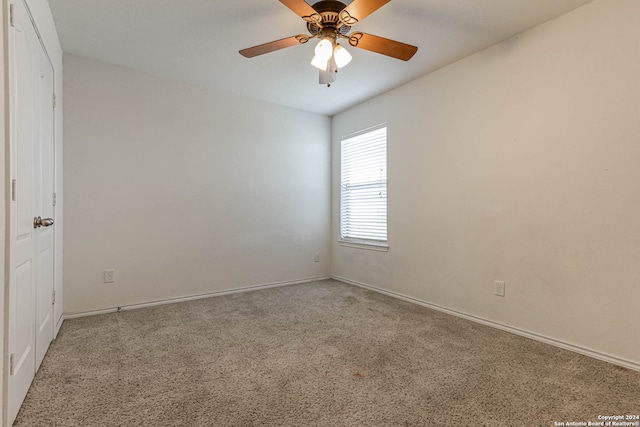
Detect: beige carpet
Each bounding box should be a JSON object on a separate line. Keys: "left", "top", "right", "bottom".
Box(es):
{"left": 14, "top": 280, "right": 640, "bottom": 426}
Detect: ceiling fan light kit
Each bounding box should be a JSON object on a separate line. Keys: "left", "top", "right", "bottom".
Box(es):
{"left": 239, "top": 0, "right": 417, "bottom": 87}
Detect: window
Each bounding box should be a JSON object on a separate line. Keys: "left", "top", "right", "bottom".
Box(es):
{"left": 340, "top": 125, "right": 387, "bottom": 245}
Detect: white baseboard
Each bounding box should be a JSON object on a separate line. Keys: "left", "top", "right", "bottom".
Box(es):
{"left": 64, "top": 276, "right": 331, "bottom": 320}
{"left": 333, "top": 275, "right": 640, "bottom": 373}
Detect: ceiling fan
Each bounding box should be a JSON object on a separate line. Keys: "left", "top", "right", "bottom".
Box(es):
{"left": 239, "top": 0, "right": 418, "bottom": 86}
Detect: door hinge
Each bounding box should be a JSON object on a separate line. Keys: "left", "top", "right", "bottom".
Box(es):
{"left": 52, "top": 94, "right": 56, "bottom": 109}
{"left": 9, "top": 4, "right": 14, "bottom": 27}
{"left": 52, "top": 290, "right": 56, "bottom": 305}
{"left": 12, "top": 179, "right": 17, "bottom": 201}
{"left": 9, "top": 354, "right": 15, "bottom": 376}
{"left": 52, "top": 192, "right": 57, "bottom": 206}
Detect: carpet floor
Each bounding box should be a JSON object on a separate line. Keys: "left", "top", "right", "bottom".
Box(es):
{"left": 14, "top": 279, "right": 640, "bottom": 426}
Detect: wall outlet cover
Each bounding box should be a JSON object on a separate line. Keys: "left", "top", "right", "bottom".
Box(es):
{"left": 104, "top": 269, "right": 115, "bottom": 283}
{"left": 494, "top": 280, "right": 505, "bottom": 297}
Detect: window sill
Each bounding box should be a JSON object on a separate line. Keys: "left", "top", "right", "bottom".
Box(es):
{"left": 338, "top": 239, "right": 389, "bottom": 252}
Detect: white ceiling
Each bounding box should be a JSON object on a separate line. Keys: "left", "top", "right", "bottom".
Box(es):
{"left": 48, "top": 0, "right": 594, "bottom": 116}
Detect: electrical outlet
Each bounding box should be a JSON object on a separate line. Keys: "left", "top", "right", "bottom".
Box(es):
{"left": 314, "top": 253, "right": 320, "bottom": 262}
{"left": 494, "top": 280, "right": 505, "bottom": 297}
{"left": 104, "top": 269, "right": 115, "bottom": 283}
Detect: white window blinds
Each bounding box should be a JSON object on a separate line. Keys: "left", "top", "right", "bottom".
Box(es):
{"left": 340, "top": 126, "right": 387, "bottom": 242}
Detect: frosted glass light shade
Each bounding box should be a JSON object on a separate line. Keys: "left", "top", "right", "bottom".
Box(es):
{"left": 320, "top": 56, "right": 337, "bottom": 86}
{"left": 333, "top": 44, "right": 352, "bottom": 68}
{"left": 315, "top": 39, "right": 333, "bottom": 60}
{"left": 311, "top": 54, "right": 329, "bottom": 70}
{"left": 311, "top": 38, "right": 334, "bottom": 70}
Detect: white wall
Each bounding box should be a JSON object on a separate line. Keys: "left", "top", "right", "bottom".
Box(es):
{"left": 63, "top": 54, "right": 331, "bottom": 314}
{"left": 332, "top": 0, "right": 640, "bottom": 367}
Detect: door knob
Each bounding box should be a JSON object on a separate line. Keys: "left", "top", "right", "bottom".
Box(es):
{"left": 33, "top": 217, "right": 54, "bottom": 228}
{"left": 41, "top": 218, "right": 54, "bottom": 227}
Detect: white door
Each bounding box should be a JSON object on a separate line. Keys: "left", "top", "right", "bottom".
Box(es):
{"left": 7, "top": 1, "right": 56, "bottom": 425}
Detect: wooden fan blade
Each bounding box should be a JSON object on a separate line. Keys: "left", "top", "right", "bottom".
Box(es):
{"left": 279, "top": 0, "right": 322, "bottom": 22}
{"left": 240, "top": 36, "right": 307, "bottom": 58}
{"left": 348, "top": 32, "right": 417, "bottom": 61}
{"left": 341, "top": 0, "right": 390, "bottom": 23}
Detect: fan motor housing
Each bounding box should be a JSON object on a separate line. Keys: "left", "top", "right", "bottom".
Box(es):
{"left": 307, "top": 0, "right": 351, "bottom": 36}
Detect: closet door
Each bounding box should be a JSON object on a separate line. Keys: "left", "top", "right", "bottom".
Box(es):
{"left": 7, "top": 1, "right": 56, "bottom": 424}
{"left": 34, "top": 27, "right": 55, "bottom": 372}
